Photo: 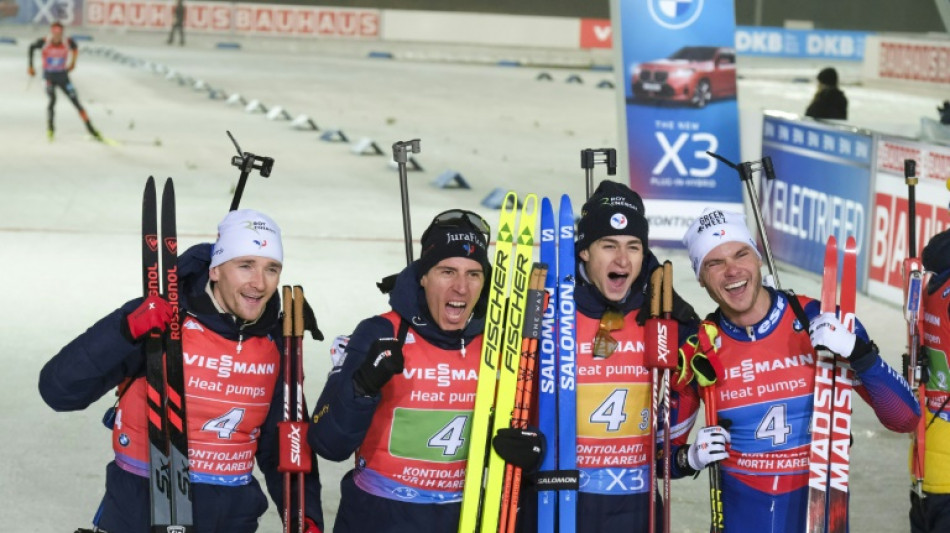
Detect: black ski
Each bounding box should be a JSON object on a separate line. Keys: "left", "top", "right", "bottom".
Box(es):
{"left": 143, "top": 176, "right": 192, "bottom": 532}
{"left": 162, "top": 179, "right": 193, "bottom": 530}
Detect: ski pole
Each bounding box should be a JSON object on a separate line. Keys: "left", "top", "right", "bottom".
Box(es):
{"left": 293, "top": 286, "right": 306, "bottom": 533}
{"left": 392, "top": 139, "right": 421, "bottom": 265}
{"left": 227, "top": 130, "right": 274, "bottom": 211}
{"left": 281, "top": 286, "right": 312, "bottom": 533}
{"left": 901, "top": 158, "right": 927, "bottom": 498}
{"left": 580, "top": 148, "right": 617, "bottom": 200}
{"left": 707, "top": 152, "right": 782, "bottom": 289}
{"left": 691, "top": 331, "right": 725, "bottom": 533}
{"left": 646, "top": 267, "right": 663, "bottom": 533}
{"left": 499, "top": 264, "right": 548, "bottom": 533}
{"left": 281, "top": 286, "right": 293, "bottom": 533}
{"left": 660, "top": 261, "right": 675, "bottom": 533}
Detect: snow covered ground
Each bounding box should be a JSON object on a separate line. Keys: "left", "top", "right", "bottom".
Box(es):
{"left": 1, "top": 25, "right": 947, "bottom": 532}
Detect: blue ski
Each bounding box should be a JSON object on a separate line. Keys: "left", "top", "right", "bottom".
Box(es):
{"left": 537, "top": 198, "right": 558, "bottom": 530}
{"left": 557, "top": 194, "right": 577, "bottom": 532}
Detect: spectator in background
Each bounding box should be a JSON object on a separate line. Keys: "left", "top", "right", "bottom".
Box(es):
{"left": 938, "top": 100, "right": 950, "bottom": 125}
{"left": 805, "top": 66, "right": 848, "bottom": 120}
{"left": 167, "top": 0, "right": 185, "bottom": 46}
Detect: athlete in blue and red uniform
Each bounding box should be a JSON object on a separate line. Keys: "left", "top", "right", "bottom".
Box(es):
{"left": 680, "top": 208, "right": 920, "bottom": 533}
{"left": 27, "top": 21, "right": 102, "bottom": 141}
{"left": 39, "top": 209, "right": 322, "bottom": 533}
{"left": 309, "top": 209, "right": 538, "bottom": 532}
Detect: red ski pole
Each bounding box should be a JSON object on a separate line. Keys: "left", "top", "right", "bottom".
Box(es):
{"left": 281, "top": 286, "right": 293, "bottom": 533}
{"left": 293, "top": 286, "right": 307, "bottom": 533}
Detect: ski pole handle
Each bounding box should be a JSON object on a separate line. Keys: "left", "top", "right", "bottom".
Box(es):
{"left": 580, "top": 148, "right": 617, "bottom": 200}
{"left": 227, "top": 131, "right": 273, "bottom": 211}
{"left": 906, "top": 159, "right": 918, "bottom": 258}
{"left": 709, "top": 151, "right": 782, "bottom": 289}
{"left": 392, "top": 139, "right": 421, "bottom": 265}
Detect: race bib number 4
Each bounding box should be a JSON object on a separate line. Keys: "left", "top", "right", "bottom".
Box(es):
{"left": 391, "top": 408, "right": 471, "bottom": 462}
{"left": 577, "top": 383, "right": 650, "bottom": 437}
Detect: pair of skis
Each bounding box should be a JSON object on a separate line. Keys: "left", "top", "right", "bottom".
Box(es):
{"left": 536, "top": 195, "right": 579, "bottom": 533}
{"left": 805, "top": 235, "right": 857, "bottom": 533}
{"left": 142, "top": 176, "right": 193, "bottom": 532}
{"left": 458, "top": 192, "right": 542, "bottom": 533}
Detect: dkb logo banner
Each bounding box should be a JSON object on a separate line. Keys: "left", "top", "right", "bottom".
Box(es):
{"left": 610, "top": 0, "right": 743, "bottom": 244}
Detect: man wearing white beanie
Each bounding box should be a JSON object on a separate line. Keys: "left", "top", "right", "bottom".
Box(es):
{"left": 677, "top": 207, "right": 919, "bottom": 532}
{"left": 209, "top": 209, "right": 285, "bottom": 322}
{"left": 40, "top": 208, "right": 324, "bottom": 533}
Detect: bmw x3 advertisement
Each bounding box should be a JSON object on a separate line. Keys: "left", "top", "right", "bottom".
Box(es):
{"left": 612, "top": 0, "right": 744, "bottom": 244}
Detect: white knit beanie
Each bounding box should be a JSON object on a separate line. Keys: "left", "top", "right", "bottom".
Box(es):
{"left": 682, "top": 208, "right": 760, "bottom": 279}
{"left": 210, "top": 209, "right": 283, "bottom": 268}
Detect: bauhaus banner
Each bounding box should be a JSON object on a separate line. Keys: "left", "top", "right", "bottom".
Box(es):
{"left": 610, "top": 0, "right": 743, "bottom": 244}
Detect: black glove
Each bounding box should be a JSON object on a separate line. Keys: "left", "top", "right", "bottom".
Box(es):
{"left": 353, "top": 338, "right": 404, "bottom": 396}
{"left": 492, "top": 427, "right": 545, "bottom": 472}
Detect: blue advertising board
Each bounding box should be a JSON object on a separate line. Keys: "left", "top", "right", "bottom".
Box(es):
{"left": 735, "top": 26, "right": 869, "bottom": 61}
{"left": 613, "top": 0, "right": 744, "bottom": 244}
{"left": 14, "top": 0, "right": 83, "bottom": 25}
{"left": 759, "top": 113, "right": 874, "bottom": 289}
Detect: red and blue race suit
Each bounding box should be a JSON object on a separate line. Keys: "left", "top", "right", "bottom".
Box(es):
{"left": 687, "top": 288, "right": 919, "bottom": 533}
{"left": 39, "top": 243, "right": 323, "bottom": 533}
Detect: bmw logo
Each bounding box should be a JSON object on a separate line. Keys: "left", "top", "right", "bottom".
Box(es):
{"left": 118, "top": 434, "right": 130, "bottom": 447}
{"left": 649, "top": 0, "right": 704, "bottom": 29}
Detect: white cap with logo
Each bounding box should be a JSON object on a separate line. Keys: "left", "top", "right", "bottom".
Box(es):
{"left": 210, "top": 209, "right": 283, "bottom": 268}
{"left": 682, "top": 208, "right": 760, "bottom": 279}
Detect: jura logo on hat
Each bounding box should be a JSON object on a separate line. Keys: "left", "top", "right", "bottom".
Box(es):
{"left": 445, "top": 231, "right": 484, "bottom": 248}
{"left": 610, "top": 213, "right": 628, "bottom": 230}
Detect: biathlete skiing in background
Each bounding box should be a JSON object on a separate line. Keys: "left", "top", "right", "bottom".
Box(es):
{"left": 28, "top": 21, "right": 103, "bottom": 142}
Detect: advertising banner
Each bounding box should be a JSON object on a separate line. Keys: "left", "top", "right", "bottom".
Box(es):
{"left": 734, "top": 27, "right": 868, "bottom": 61}
{"left": 759, "top": 113, "right": 874, "bottom": 290}
{"left": 580, "top": 18, "right": 612, "bottom": 49}
{"left": 14, "top": 0, "right": 83, "bottom": 25}
{"left": 612, "top": 0, "right": 744, "bottom": 244}
{"left": 868, "top": 136, "right": 950, "bottom": 304}
{"left": 85, "top": 0, "right": 379, "bottom": 38}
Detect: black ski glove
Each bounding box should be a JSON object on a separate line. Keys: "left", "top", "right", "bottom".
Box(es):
{"left": 353, "top": 338, "right": 404, "bottom": 396}
{"left": 492, "top": 427, "right": 545, "bottom": 472}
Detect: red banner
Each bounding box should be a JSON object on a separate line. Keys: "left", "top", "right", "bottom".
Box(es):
{"left": 879, "top": 41, "right": 950, "bottom": 84}
{"left": 580, "top": 18, "right": 612, "bottom": 49}
{"left": 869, "top": 192, "right": 949, "bottom": 289}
